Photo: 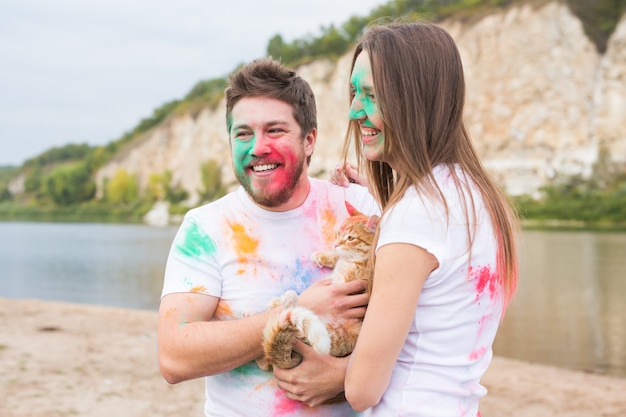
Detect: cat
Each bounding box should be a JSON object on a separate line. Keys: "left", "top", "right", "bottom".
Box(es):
{"left": 257, "top": 201, "right": 379, "bottom": 372}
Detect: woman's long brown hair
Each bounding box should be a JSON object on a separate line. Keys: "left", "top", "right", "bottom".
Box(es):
{"left": 343, "top": 21, "right": 520, "bottom": 309}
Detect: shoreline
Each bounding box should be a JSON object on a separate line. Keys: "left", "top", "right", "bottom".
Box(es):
{"left": 1, "top": 297, "right": 625, "bottom": 417}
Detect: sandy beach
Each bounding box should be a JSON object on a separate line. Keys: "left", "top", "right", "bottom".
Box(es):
{"left": 1, "top": 297, "right": 625, "bottom": 417}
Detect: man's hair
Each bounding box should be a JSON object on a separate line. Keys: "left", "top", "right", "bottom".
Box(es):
{"left": 225, "top": 57, "right": 317, "bottom": 137}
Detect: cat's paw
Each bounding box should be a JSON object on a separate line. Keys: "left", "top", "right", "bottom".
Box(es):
{"left": 263, "top": 306, "right": 331, "bottom": 369}
{"left": 268, "top": 290, "right": 298, "bottom": 309}
{"left": 311, "top": 251, "right": 338, "bottom": 268}
{"left": 255, "top": 356, "right": 272, "bottom": 372}
{"left": 286, "top": 307, "right": 331, "bottom": 355}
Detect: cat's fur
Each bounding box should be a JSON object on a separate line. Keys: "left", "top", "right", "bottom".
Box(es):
{"left": 258, "top": 202, "right": 379, "bottom": 372}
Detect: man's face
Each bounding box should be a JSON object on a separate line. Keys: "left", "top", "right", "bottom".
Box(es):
{"left": 229, "top": 96, "right": 315, "bottom": 211}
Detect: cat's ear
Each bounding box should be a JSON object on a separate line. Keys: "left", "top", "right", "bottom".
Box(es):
{"left": 344, "top": 201, "right": 364, "bottom": 217}
{"left": 365, "top": 215, "right": 380, "bottom": 232}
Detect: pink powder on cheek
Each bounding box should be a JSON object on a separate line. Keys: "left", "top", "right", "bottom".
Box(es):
{"left": 273, "top": 148, "right": 300, "bottom": 186}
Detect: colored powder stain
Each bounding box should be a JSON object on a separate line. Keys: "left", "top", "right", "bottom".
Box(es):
{"left": 215, "top": 301, "right": 235, "bottom": 319}
{"left": 164, "top": 308, "right": 176, "bottom": 320}
{"left": 321, "top": 208, "right": 338, "bottom": 246}
{"left": 349, "top": 64, "right": 378, "bottom": 117}
{"left": 471, "top": 265, "right": 499, "bottom": 301}
{"left": 229, "top": 221, "right": 259, "bottom": 263}
{"left": 469, "top": 346, "right": 487, "bottom": 361}
{"left": 272, "top": 389, "right": 305, "bottom": 416}
{"left": 175, "top": 222, "right": 216, "bottom": 260}
{"left": 230, "top": 134, "right": 255, "bottom": 172}
{"left": 476, "top": 313, "right": 491, "bottom": 336}
{"left": 284, "top": 258, "right": 317, "bottom": 294}
{"left": 190, "top": 285, "right": 208, "bottom": 294}
{"left": 231, "top": 361, "right": 266, "bottom": 378}
{"left": 181, "top": 276, "right": 193, "bottom": 288}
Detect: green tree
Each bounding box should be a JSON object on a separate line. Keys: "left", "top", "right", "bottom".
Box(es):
{"left": 147, "top": 169, "right": 189, "bottom": 204}
{"left": 147, "top": 172, "right": 167, "bottom": 202}
{"left": 161, "top": 170, "right": 189, "bottom": 204}
{"left": 566, "top": 0, "right": 626, "bottom": 52}
{"left": 105, "top": 169, "right": 139, "bottom": 204}
{"left": 44, "top": 163, "right": 96, "bottom": 206}
{"left": 198, "top": 159, "right": 227, "bottom": 203}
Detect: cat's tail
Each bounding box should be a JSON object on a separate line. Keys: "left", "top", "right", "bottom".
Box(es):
{"left": 262, "top": 306, "right": 331, "bottom": 369}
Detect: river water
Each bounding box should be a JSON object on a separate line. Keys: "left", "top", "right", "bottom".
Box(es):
{"left": 0, "top": 222, "right": 624, "bottom": 377}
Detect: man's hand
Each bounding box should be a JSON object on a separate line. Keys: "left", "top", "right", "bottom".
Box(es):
{"left": 273, "top": 340, "right": 349, "bottom": 407}
{"left": 298, "top": 278, "right": 369, "bottom": 319}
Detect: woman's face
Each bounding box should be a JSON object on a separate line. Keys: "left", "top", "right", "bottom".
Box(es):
{"left": 349, "top": 51, "right": 386, "bottom": 163}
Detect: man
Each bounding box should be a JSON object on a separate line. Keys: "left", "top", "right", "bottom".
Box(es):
{"left": 157, "top": 57, "right": 379, "bottom": 416}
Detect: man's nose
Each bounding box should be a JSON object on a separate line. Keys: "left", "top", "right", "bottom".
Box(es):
{"left": 251, "top": 134, "right": 271, "bottom": 156}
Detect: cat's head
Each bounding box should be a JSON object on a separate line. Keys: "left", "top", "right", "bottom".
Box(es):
{"left": 335, "top": 202, "right": 380, "bottom": 257}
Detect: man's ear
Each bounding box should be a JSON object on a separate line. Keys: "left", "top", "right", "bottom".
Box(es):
{"left": 304, "top": 128, "right": 316, "bottom": 157}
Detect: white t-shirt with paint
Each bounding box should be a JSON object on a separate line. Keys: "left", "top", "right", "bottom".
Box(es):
{"left": 162, "top": 178, "right": 379, "bottom": 417}
{"left": 367, "top": 164, "right": 505, "bottom": 417}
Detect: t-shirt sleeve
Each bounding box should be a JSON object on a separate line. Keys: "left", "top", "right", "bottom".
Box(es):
{"left": 345, "top": 183, "right": 381, "bottom": 216}
{"left": 161, "top": 212, "right": 222, "bottom": 298}
{"left": 376, "top": 194, "right": 447, "bottom": 264}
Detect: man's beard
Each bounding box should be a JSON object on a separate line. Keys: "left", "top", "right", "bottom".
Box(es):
{"left": 235, "top": 158, "right": 305, "bottom": 208}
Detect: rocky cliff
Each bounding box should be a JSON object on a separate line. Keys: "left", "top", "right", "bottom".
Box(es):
{"left": 95, "top": 2, "right": 626, "bottom": 202}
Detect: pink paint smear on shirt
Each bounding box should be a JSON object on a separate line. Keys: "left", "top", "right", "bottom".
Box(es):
{"left": 272, "top": 389, "right": 305, "bottom": 416}
{"left": 470, "top": 265, "right": 499, "bottom": 301}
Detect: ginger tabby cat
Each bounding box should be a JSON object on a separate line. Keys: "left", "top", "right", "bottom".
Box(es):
{"left": 258, "top": 202, "right": 379, "bottom": 372}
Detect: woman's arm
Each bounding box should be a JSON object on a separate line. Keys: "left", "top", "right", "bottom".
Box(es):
{"left": 345, "top": 242, "right": 438, "bottom": 411}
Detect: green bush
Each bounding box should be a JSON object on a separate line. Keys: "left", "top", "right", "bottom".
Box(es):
{"left": 44, "top": 162, "right": 96, "bottom": 206}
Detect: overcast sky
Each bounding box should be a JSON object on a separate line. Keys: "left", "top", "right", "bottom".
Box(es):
{"left": 0, "top": 0, "right": 388, "bottom": 166}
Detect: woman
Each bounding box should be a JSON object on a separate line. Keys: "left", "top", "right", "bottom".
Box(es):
{"left": 339, "top": 22, "right": 520, "bottom": 416}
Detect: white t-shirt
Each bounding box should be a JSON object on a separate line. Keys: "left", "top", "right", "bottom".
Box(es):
{"left": 367, "top": 165, "right": 504, "bottom": 417}
{"left": 162, "top": 178, "right": 379, "bottom": 417}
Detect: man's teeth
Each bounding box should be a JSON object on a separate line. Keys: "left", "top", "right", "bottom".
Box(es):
{"left": 252, "top": 164, "right": 278, "bottom": 172}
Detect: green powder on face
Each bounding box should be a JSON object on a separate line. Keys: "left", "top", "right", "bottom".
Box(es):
{"left": 350, "top": 66, "right": 377, "bottom": 114}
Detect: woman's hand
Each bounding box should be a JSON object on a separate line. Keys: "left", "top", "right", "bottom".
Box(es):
{"left": 273, "top": 340, "right": 348, "bottom": 407}
{"left": 331, "top": 162, "right": 369, "bottom": 189}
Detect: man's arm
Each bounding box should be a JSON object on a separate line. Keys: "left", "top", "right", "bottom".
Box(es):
{"left": 157, "top": 278, "right": 369, "bottom": 385}
{"left": 157, "top": 292, "right": 280, "bottom": 384}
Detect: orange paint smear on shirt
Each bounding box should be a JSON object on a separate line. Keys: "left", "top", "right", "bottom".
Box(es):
{"left": 321, "top": 208, "right": 337, "bottom": 246}
{"left": 229, "top": 221, "right": 259, "bottom": 263}
{"left": 190, "top": 285, "right": 208, "bottom": 294}
{"left": 216, "top": 301, "right": 235, "bottom": 319}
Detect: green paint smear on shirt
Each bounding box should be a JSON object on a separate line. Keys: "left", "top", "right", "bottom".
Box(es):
{"left": 231, "top": 361, "right": 267, "bottom": 377}
{"left": 176, "top": 221, "right": 216, "bottom": 260}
